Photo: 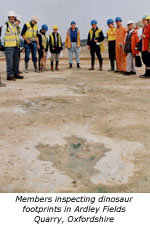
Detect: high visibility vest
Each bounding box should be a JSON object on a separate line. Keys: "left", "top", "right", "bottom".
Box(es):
{"left": 50, "top": 33, "right": 61, "bottom": 48}
{"left": 4, "top": 21, "right": 19, "bottom": 47}
{"left": 24, "top": 22, "right": 38, "bottom": 40}
{"left": 40, "top": 33, "right": 48, "bottom": 49}
{"left": 89, "top": 28, "right": 105, "bottom": 52}
{"left": 107, "top": 28, "right": 116, "bottom": 41}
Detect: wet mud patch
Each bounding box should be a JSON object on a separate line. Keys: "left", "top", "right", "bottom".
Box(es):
{"left": 36, "top": 135, "right": 110, "bottom": 191}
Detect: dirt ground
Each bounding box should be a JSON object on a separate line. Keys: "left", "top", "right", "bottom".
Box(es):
{"left": 0, "top": 47, "right": 150, "bottom": 193}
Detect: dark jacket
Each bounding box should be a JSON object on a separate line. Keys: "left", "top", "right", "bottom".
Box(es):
{"left": 87, "top": 27, "right": 104, "bottom": 47}
{"left": 49, "top": 32, "right": 63, "bottom": 54}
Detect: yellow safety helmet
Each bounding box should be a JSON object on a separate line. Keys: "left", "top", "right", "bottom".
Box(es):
{"left": 146, "top": 15, "right": 150, "bottom": 19}
{"left": 53, "top": 25, "right": 58, "bottom": 30}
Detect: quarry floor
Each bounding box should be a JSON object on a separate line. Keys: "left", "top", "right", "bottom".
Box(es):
{"left": 0, "top": 55, "right": 150, "bottom": 193}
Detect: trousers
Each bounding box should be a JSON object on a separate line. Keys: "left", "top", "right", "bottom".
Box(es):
{"left": 25, "top": 41, "right": 37, "bottom": 63}
{"left": 5, "top": 47, "right": 20, "bottom": 78}
{"left": 68, "top": 42, "right": 80, "bottom": 64}
{"left": 127, "top": 53, "right": 135, "bottom": 72}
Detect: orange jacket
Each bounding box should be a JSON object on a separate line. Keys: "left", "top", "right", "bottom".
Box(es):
{"left": 125, "top": 30, "right": 140, "bottom": 56}
{"left": 131, "top": 30, "right": 140, "bottom": 56}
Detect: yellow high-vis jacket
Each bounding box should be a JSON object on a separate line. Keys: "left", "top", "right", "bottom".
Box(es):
{"left": 24, "top": 22, "right": 38, "bottom": 40}
{"left": 88, "top": 28, "right": 105, "bottom": 52}
{"left": 50, "top": 33, "right": 62, "bottom": 48}
{"left": 39, "top": 33, "right": 48, "bottom": 49}
{"left": 4, "top": 21, "right": 19, "bottom": 47}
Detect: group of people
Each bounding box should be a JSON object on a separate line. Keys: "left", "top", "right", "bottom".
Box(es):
{"left": 0, "top": 10, "right": 150, "bottom": 83}
{"left": 107, "top": 16, "right": 150, "bottom": 78}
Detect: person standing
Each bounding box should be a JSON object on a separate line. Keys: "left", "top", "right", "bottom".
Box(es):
{"left": 115, "top": 17, "right": 127, "bottom": 74}
{"left": 87, "top": 20, "right": 104, "bottom": 71}
{"left": 38, "top": 24, "right": 48, "bottom": 71}
{"left": 65, "top": 21, "right": 80, "bottom": 69}
{"left": 140, "top": 16, "right": 150, "bottom": 78}
{"left": 124, "top": 20, "right": 140, "bottom": 75}
{"left": 1, "top": 10, "right": 20, "bottom": 80}
{"left": 21, "top": 16, "right": 40, "bottom": 73}
{"left": 107, "top": 19, "right": 116, "bottom": 71}
{"left": 49, "top": 25, "right": 63, "bottom": 71}
{"left": 14, "top": 14, "right": 24, "bottom": 78}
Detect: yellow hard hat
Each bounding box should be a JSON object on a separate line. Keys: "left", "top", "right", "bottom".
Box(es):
{"left": 53, "top": 25, "right": 58, "bottom": 30}
{"left": 146, "top": 15, "right": 150, "bottom": 19}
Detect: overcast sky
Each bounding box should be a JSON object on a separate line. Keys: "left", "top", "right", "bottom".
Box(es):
{"left": 0, "top": 0, "right": 149, "bottom": 40}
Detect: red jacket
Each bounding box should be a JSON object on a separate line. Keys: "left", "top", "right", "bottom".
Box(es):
{"left": 142, "top": 25, "right": 150, "bottom": 52}
{"left": 131, "top": 30, "right": 140, "bottom": 56}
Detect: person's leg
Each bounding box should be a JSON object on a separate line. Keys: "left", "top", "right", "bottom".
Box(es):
{"left": 89, "top": 47, "right": 95, "bottom": 70}
{"left": 127, "top": 53, "right": 132, "bottom": 72}
{"left": 51, "top": 53, "right": 55, "bottom": 71}
{"left": 68, "top": 47, "right": 73, "bottom": 68}
{"left": 38, "top": 50, "right": 43, "bottom": 71}
{"left": 5, "top": 47, "right": 15, "bottom": 80}
{"left": 25, "top": 44, "right": 30, "bottom": 72}
{"left": 73, "top": 43, "right": 80, "bottom": 68}
{"left": 13, "top": 47, "right": 23, "bottom": 79}
{"left": 108, "top": 41, "right": 115, "bottom": 71}
{"left": 120, "top": 47, "right": 127, "bottom": 72}
{"left": 55, "top": 54, "right": 60, "bottom": 70}
{"left": 140, "top": 51, "right": 150, "bottom": 78}
{"left": 131, "top": 54, "right": 136, "bottom": 73}
{"left": 115, "top": 44, "right": 121, "bottom": 72}
{"left": 95, "top": 45, "right": 103, "bottom": 71}
{"left": 31, "top": 42, "right": 39, "bottom": 72}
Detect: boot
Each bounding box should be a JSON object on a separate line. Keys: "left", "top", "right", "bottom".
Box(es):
{"left": 69, "top": 63, "right": 72, "bottom": 69}
{"left": 25, "top": 62, "right": 28, "bottom": 73}
{"left": 89, "top": 60, "right": 94, "bottom": 70}
{"left": 99, "top": 60, "right": 103, "bottom": 71}
{"left": 77, "top": 63, "right": 80, "bottom": 69}
{"left": 140, "top": 69, "right": 150, "bottom": 78}
{"left": 33, "top": 62, "right": 40, "bottom": 73}
{"left": 14, "top": 74, "right": 24, "bottom": 79}
{"left": 51, "top": 61, "right": 54, "bottom": 71}
{"left": 55, "top": 61, "right": 59, "bottom": 70}
{"left": 7, "top": 76, "right": 16, "bottom": 81}
{"left": 108, "top": 60, "right": 114, "bottom": 71}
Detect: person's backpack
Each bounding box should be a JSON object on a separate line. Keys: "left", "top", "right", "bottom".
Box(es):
{"left": 0, "top": 22, "right": 9, "bottom": 51}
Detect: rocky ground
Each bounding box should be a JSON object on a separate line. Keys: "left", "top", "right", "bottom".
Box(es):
{"left": 0, "top": 48, "right": 150, "bottom": 193}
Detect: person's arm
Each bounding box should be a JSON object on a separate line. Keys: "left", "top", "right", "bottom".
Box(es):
{"left": 36, "top": 31, "right": 40, "bottom": 49}
{"left": 78, "top": 29, "right": 80, "bottom": 43}
{"left": 87, "top": 32, "right": 91, "bottom": 46}
{"left": 38, "top": 34, "right": 43, "bottom": 50}
{"left": 21, "top": 24, "right": 31, "bottom": 44}
{"left": 60, "top": 36, "right": 63, "bottom": 50}
{"left": 1, "top": 24, "right": 7, "bottom": 47}
{"left": 65, "top": 31, "right": 68, "bottom": 48}
{"left": 97, "top": 30, "right": 105, "bottom": 43}
{"left": 49, "top": 35, "right": 53, "bottom": 52}
{"left": 46, "top": 38, "right": 48, "bottom": 52}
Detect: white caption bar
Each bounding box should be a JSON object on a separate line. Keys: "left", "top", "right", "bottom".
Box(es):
{"left": 0, "top": 193, "right": 149, "bottom": 225}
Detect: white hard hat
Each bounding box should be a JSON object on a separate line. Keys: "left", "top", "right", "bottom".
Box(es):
{"left": 127, "top": 20, "right": 134, "bottom": 25}
{"left": 8, "top": 10, "right": 16, "bottom": 17}
{"left": 16, "top": 14, "right": 21, "bottom": 22}
{"left": 32, "top": 15, "right": 39, "bottom": 23}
